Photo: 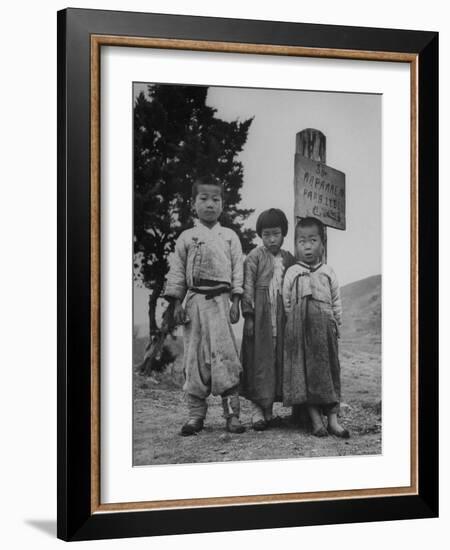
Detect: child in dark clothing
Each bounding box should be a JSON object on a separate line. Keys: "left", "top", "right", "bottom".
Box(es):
{"left": 241, "top": 209, "right": 295, "bottom": 430}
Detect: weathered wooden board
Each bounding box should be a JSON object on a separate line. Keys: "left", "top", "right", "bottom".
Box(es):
{"left": 294, "top": 153, "right": 346, "bottom": 230}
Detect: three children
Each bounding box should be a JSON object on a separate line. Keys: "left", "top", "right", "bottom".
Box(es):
{"left": 164, "top": 178, "right": 348, "bottom": 438}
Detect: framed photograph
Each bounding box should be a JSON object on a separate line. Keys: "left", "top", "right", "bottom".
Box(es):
{"left": 57, "top": 8, "right": 438, "bottom": 541}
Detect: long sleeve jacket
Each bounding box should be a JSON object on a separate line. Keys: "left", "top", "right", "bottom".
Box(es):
{"left": 282, "top": 262, "right": 342, "bottom": 326}
{"left": 164, "top": 222, "right": 244, "bottom": 301}
{"left": 241, "top": 246, "right": 295, "bottom": 317}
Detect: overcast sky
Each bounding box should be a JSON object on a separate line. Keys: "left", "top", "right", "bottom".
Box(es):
{"left": 134, "top": 83, "right": 381, "bottom": 328}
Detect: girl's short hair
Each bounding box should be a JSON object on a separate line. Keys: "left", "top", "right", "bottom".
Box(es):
{"left": 295, "top": 217, "right": 325, "bottom": 242}
{"left": 191, "top": 177, "right": 224, "bottom": 200}
{"left": 256, "top": 208, "right": 289, "bottom": 237}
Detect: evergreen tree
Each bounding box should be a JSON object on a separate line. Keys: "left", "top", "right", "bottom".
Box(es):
{"left": 134, "top": 84, "right": 255, "bottom": 338}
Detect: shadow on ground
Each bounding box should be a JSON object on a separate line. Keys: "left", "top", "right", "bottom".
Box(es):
{"left": 25, "top": 519, "right": 56, "bottom": 538}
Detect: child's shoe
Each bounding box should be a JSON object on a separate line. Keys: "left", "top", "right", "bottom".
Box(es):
{"left": 222, "top": 393, "right": 245, "bottom": 433}
{"left": 327, "top": 425, "right": 350, "bottom": 438}
{"left": 250, "top": 401, "right": 267, "bottom": 431}
{"left": 312, "top": 426, "right": 328, "bottom": 437}
{"left": 252, "top": 418, "right": 267, "bottom": 431}
{"left": 226, "top": 415, "right": 245, "bottom": 434}
{"left": 326, "top": 413, "right": 350, "bottom": 438}
{"left": 180, "top": 418, "right": 204, "bottom": 436}
{"left": 264, "top": 405, "right": 273, "bottom": 423}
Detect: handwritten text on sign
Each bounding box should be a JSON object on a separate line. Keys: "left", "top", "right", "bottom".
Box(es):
{"left": 294, "top": 154, "right": 346, "bottom": 230}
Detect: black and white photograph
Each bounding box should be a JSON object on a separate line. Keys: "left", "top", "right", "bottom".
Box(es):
{"left": 132, "top": 82, "right": 382, "bottom": 466}
{"left": 0, "top": 0, "right": 443, "bottom": 546}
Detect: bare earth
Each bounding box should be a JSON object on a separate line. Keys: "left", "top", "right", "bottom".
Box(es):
{"left": 133, "top": 336, "right": 381, "bottom": 466}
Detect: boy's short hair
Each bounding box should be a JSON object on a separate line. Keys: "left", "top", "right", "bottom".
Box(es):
{"left": 295, "top": 217, "right": 325, "bottom": 242}
{"left": 256, "top": 208, "right": 289, "bottom": 237}
{"left": 191, "top": 177, "right": 224, "bottom": 200}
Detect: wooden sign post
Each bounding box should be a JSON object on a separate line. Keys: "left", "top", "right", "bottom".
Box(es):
{"left": 294, "top": 128, "right": 346, "bottom": 260}
{"left": 292, "top": 128, "right": 346, "bottom": 427}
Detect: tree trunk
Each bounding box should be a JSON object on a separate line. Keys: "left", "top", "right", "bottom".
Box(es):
{"left": 148, "top": 281, "right": 163, "bottom": 338}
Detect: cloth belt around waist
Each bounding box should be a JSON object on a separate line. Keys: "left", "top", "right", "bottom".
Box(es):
{"left": 191, "top": 280, "right": 231, "bottom": 300}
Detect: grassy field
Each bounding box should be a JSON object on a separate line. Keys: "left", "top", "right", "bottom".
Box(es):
{"left": 132, "top": 275, "right": 382, "bottom": 466}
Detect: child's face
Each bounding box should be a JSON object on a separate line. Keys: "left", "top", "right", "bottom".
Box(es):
{"left": 295, "top": 225, "right": 323, "bottom": 264}
{"left": 193, "top": 184, "right": 223, "bottom": 227}
{"left": 261, "top": 227, "right": 284, "bottom": 255}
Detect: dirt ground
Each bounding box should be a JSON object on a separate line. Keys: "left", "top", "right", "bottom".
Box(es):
{"left": 133, "top": 336, "right": 381, "bottom": 466}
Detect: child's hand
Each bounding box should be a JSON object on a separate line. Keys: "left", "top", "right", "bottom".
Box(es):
{"left": 244, "top": 316, "right": 254, "bottom": 337}
{"left": 230, "top": 302, "right": 240, "bottom": 324}
{"left": 174, "top": 301, "right": 188, "bottom": 325}
{"left": 333, "top": 319, "right": 341, "bottom": 339}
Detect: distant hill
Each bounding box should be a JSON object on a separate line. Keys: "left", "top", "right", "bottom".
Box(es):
{"left": 340, "top": 274, "right": 381, "bottom": 342}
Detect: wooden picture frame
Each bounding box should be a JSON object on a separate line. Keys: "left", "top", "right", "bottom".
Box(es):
{"left": 57, "top": 8, "right": 438, "bottom": 541}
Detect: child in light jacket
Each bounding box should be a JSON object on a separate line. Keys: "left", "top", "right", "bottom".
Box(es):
{"left": 164, "top": 177, "right": 245, "bottom": 436}
{"left": 283, "top": 217, "right": 349, "bottom": 438}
